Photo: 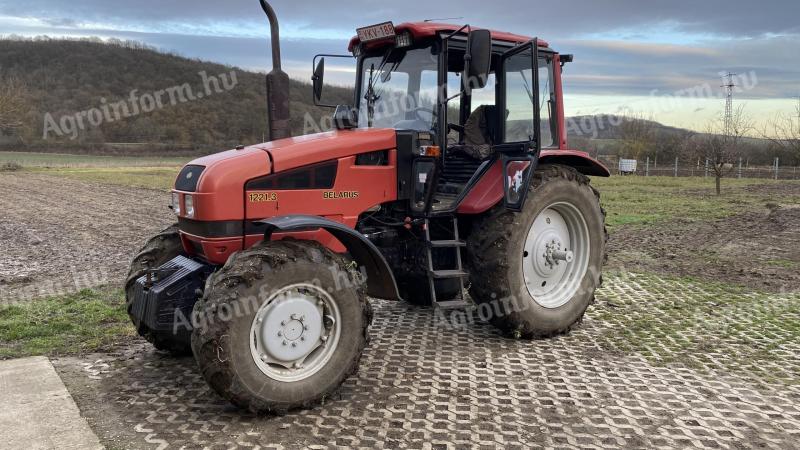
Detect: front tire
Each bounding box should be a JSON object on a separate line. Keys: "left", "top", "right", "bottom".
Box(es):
{"left": 466, "top": 165, "right": 607, "bottom": 338}
{"left": 191, "top": 240, "right": 371, "bottom": 414}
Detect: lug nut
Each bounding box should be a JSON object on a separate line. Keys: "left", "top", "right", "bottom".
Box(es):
{"left": 291, "top": 342, "right": 297, "bottom": 348}
{"left": 300, "top": 336, "right": 305, "bottom": 341}
{"left": 282, "top": 340, "right": 287, "bottom": 346}
{"left": 303, "top": 325, "right": 309, "bottom": 331}
{"left": 280, "top": 320, "right": 286, "bottom": 326}
{"left": 277, "top": 331, "right": 283, "bottom": 337}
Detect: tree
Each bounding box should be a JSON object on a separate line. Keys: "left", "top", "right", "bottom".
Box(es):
{"left": 692, "top": 105, "right": 752, "bottom": 195}
{"left": 618, "top": 113, "right": 656, "bottom": 161}
{"left": 0, "top": 77, "right": 28, "bottom": 136}
{"left": 763, "top": 98, "right": 800, "bottom": 165}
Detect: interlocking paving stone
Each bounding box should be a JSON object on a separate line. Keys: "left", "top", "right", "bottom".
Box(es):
{"left": 54, "top": 274, "right": 800, "bottom": 449}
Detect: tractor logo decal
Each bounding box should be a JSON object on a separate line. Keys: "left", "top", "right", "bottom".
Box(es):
{"left": 509, "top": 170, "right": 525, "bottom": 194}
{"left": 323, "top": 191, "right": 360, "bottom": 200}
{"left": 249, "top": 192, "right": 278, "bottom": 202}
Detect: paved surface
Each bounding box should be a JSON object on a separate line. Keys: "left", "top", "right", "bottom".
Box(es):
{"left": 0, "top": 357, "right": 103, "bottom": 450}
{"left": 53, "top": 274, "right": 800, "bottom": 449}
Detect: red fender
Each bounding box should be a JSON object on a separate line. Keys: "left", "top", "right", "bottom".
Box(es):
{"left": 457, "top": 150, "right": 609, "bottom": 215}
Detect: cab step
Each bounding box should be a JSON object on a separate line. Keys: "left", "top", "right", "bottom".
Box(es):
{"left": 428, "top": 240, "right": 467, "bottom": 248}
{"left": 424, "top": 218, "right": 473, "bottom": 310}
{"left": 429, "top": 269, "right": 469, "bottom": 279}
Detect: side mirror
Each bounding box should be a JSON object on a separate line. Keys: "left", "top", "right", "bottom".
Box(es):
{"left": 464, "top": 29, "right": 492, "bottom": 95}
{"left": 312, "top": 57, "right": 325, "bottom": 103}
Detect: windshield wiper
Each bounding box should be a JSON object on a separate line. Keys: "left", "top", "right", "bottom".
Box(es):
{"left": 364, "top": 49, "right": 395, "bottom": 127}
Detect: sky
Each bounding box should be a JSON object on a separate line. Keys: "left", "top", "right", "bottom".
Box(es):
{"left": 1, "top": 0, "right": 798, "bottom": 132}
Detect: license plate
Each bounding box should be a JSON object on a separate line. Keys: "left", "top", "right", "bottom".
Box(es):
{"left": 357, "top": 22, "right": 396, "bottom": 43}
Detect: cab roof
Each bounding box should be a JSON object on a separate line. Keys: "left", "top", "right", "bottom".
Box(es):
{"left": 348, "top": 22, "right": 548, "bottom": 52}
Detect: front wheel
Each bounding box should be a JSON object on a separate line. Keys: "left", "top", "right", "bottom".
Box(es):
{"left": 467, "top": 165, "right": 607, "bottom": 338}
{"left": 191, "top": 240, "right": 371, "bottom": 413}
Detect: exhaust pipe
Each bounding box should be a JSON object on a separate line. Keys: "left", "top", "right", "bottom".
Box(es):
{"left": 259, "top": 0, "right": 291, "bottom": 141}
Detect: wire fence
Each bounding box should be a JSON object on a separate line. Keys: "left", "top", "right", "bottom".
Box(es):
{"left": 597, "top": 156, "right": 800, "bottom": 180}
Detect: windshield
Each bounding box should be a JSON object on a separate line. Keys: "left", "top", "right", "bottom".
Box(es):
{"left": 358, "top": 46, "right": 439, "bottom": 130}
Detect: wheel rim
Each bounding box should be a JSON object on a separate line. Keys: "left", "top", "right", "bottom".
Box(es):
{"left": 523, "top": 202, "right": 590, "bottom": 309}
{"left": 249, "top": 283, "right": 341, "bottom": 382}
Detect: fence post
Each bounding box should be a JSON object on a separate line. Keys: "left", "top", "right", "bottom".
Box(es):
{"left": 738, "top": 158, "right": 742, "bottom": 179}
{"left": 705, "top": 159, "right": 709, "bottom": 178}
{"left": 775, "top": 158, "right": 779, "bottom": 180}
{"left": 646, "top": 157, "right": 650, "bottom": 177}
{"left": 674, "top": 157, "right": 679, "bottom": 177}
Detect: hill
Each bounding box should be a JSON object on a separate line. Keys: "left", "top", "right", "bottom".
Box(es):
{"left": 0, "top": 38, "right": 352, "bottom": 154}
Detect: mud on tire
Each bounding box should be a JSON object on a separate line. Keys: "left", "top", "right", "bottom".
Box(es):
{"left": 125, "top": 224, "right": 192, "bottom": 355}
{"left": 466, "top": 164, "right": 607, "bottom": 338}
{"left": 191, "top": 240, "right": 372, "bottom": 414}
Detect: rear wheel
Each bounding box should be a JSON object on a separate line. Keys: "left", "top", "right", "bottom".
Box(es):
{"left": 191, "top": 240, "right": 371, "bottom": 413}
{"left": 466, "top": 165, "right": 607, "bottom": 338}
{"left": 125, "top": 224, "right": 192, "bottom": 355}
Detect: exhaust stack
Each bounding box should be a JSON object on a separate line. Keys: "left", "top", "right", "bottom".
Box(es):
{"left": 260, "top": 0, "right": 291, "bottom": 141}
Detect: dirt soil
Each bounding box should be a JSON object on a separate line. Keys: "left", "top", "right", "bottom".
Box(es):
{"left": 0, "top": 172, "right": 174, "bottom": 303}
{"left": 2, "top": 173, "right": 799, "bottom": 304}
{"left": 608, "top": 183, "right": 800, "bottom": 292}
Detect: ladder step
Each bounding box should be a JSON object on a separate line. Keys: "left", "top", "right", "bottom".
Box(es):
{"left": 429, "top": 269, "right": 469, "bottom": 279}
{"left": 429, "top": 240, "right": 467, "bottom": 248}
{"left": 434, "top": 299, "right": 472, "bottom": 310}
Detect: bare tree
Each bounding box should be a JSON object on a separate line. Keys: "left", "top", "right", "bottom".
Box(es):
{"left": 618, "top": 112, "right": 657, "bottom": 160}
{"left": 0, "top": 77, "right": 28, "bottom": 135}
{"left": 692, "top": 105, "right": 752, "bottom": 195}
{"left": 762, "top": 98, "right": 800, "bottom": 162}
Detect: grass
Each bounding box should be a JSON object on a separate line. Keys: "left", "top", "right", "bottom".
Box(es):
{"left": 0, "top": 151, "right": 190, "bottom": 168}
{"left": 1, "top": 151, "right": 189, "bottom": 190}
{"left": 29, "top": 166, "right": 180, "bottom": 191}
{"left": 592, "top": 175, "right": 800, "bottom": 229}
{"left": 0, "top": 287, "right": 134, "bottom": 359}
{"left": 592, "top": 271, "right": 800, "bottom": 385}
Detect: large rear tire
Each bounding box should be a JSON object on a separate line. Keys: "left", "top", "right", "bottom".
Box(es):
{"left": 466, "top": 165, "right": 607, "bottom": 338}
{"left": 125, "top": 224, "right": 193, "bottom": 355}
{"left": 191, "top": 240, "right": 371, "bottom": 414}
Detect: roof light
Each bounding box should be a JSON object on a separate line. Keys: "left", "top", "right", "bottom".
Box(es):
{"left": 396, "top": 32, "right": 413, "bottom": 48}
{"left": 352, "top": 44, "right": 362, "bottom": 57}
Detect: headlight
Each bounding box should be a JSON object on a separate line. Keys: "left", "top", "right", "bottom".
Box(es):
{"left": 171, "top": 192, "right": 181, "bottom": 216}
{"left": 185, "top": 194, "right": 195, "bottom": 218}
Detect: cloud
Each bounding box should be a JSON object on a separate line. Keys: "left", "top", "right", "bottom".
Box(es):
{"left": 2, "top": 0, "right": 799, "bottom": 39}
{"left": 1, "top": 0, "right": 797, "bottom": 126}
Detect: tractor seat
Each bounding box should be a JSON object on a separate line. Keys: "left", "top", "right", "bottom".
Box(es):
{"left": 450, "top": 105, "right": 499, "bottom": 160}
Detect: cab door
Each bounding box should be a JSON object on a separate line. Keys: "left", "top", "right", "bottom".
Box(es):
{"left": 496, "top": 39, "right": 541, "bottom": 211}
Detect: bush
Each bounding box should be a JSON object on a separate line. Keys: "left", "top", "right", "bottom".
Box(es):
{"left": 0, "top": 161, "right": 22, "bottom": 171}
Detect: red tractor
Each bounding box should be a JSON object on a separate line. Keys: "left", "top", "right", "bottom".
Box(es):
{"left": 126, "top": 0, "right": 609, "bottom": 413}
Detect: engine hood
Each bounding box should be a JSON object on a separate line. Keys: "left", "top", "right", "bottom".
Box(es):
{"left": 255, "top": 128, "right": 397, "bottom": 173}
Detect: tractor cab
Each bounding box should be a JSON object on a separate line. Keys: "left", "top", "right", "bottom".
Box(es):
{"left": 314, "top": 22, "right": 566, "bottom": 214}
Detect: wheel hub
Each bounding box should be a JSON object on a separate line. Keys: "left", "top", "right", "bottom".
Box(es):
{"left": 543, "top": 240, "right": 574, "bottom": 269}
{"left": 250, "top": 284, "right": 340, "bottom": 382}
